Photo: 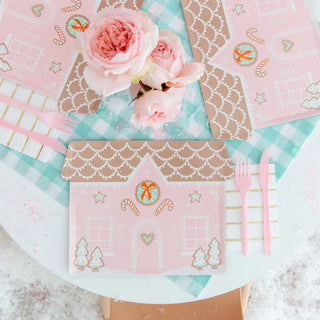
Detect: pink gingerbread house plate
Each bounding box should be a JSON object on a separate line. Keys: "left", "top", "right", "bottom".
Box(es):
{"left": 61, "top": 140, "right": 233, "bottom": 275}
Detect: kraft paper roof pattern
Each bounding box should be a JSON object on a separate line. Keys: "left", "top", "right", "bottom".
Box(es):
{"left": 59, "top": 55, "right": 102, "bottom": 114}
{"left": 61, "top": 140, "right": 233, "bottom": 182}
{"left": 182, "top": 0, "right": 252, "bottom": 140}
{"left": 98, "top": 0, "right": 144, "bottom": 11}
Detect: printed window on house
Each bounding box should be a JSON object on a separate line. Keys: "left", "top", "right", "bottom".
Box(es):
{"left": 256, "top": 0, "right": 290, "bottom": 16}
{"left": 183, "top": 217, "right": 208, "bottom": 250}
{"left": 87, "top": 217, "right": 112, "bottom": 252}
{"left": 8, "top": 39, "right": 42, "bottom": 71}
{"left": 277, "top": 77, "right": 308, "bottom": 107}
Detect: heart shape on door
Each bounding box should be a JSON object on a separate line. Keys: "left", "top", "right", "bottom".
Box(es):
{"left": 282, "top": 39, "right": 294, "bottom": 52}
{"left": 31, "top": 4, "right": 44, "bottom": 17}
{"left": 140, "top": 233, "right": 154, "bottom": 246}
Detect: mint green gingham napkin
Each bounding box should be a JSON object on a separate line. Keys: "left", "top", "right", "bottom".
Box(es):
{"left": 0, "top": 0, "right": 319, "bottom": 297}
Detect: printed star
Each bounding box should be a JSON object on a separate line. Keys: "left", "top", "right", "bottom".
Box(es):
{"left": 255, "top": 93, "right": 266, "bottom": 105}
{"left": 94, "top": 192, "right": 106, "bottom": 204}
{"left": 50, "top": 61, "right": 61, "bottom": 73}
{"left": 233, "top": 4, "right": 245, "bottom": 16}
{"left": 189, "top": 191, "right": 201, "bottom": 203}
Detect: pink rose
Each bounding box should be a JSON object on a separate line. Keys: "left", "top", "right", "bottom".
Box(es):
{"left": 78, "top": 8, "right": 158, "bottom": 97}
{"left": 141, "top": 30, "right": 205, "bottom": 90}
{"left": 131, "top": 87, "right": 185, "bottom": 129}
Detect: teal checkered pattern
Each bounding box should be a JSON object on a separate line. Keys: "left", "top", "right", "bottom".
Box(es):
{"left": 0, "top": 0, "right": 319, "bottom": 297}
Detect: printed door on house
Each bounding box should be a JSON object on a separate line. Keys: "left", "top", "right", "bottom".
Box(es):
{"left": 134, "top": 220, "right": 162, "bottom": 273}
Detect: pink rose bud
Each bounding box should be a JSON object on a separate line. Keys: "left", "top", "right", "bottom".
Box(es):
{"left": 141, "top": 30, "right": 205, "bottom": 90}
{"left": 131, "top": 87, "right": 186, "bottom": 129}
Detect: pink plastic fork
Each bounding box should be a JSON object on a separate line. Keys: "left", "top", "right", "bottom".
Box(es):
{"left": 0, "top": 94, "right": 78, "bottom": 134}
{"left": 234, "top": 160, "right": 252, "bottom": 256}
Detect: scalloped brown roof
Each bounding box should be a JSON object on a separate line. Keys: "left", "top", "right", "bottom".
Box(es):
{"left": 61, "top": 140, "right": 233, "bottom": 182}
{"left": 182, "top": 0, "right": 252, "bottom": 140}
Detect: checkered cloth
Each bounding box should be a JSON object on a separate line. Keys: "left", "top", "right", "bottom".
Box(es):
{"left": 0, "top": 0, "right": 319, "bottom": 297}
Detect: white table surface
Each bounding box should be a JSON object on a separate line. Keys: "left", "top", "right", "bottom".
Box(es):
{"left": 1, "top": 122, "right": 320, "bottom": 304}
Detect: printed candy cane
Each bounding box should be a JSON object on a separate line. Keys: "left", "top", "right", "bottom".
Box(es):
{"left": 246, "top": 28, "right": 265, "bottom": 44}
{"left": 61, "top": 0, "right": 81, "bottom": 12}
{"left": 155, "top": 199, "right": 173, "bottom": 216}
{"left": 53, "top": 25, "right": 66, "bottom": 46}
{"left": 121, "top": 199, "right": 140, "bottom": 216}
{"left": 255, "top": 58, "right": 269, "bottom": 78}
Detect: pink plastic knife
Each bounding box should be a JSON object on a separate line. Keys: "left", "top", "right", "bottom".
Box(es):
{"left": 0, "top": 118, "right": 67, "bottom": 155}
{"left": 259, "top": 150, "right": 271, "bottom": 255}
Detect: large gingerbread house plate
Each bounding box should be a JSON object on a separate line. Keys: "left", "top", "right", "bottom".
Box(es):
{"left": 62, "top": 140, "right": 233, "bottom": 275}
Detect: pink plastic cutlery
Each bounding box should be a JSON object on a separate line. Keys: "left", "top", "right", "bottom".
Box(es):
{"left": 0, "top": 94, "right": 78, "bottom": 134}
{"left": 0, "top": 118, "right": 67, "bottom": 154}
{"left": 259, "top": 150, "right": 271, "bottom": 255}
{"left": 234, "top": 160, "right": 252, "bottom": 256}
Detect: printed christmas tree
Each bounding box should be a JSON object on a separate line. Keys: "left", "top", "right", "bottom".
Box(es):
{"left": 192, "top": 247, "right": 207, "bottom": 270}
{"left": 88, "top": 247, "right": 104, "bottom": 272}
{"left": 74, "top": 237, "right": 89, "bottom": 270}
{"left": 207, "top": 238, "right": 221, "bottom": 269}
{"left": 301, "top": 97, "right": 320, "bottom": 110}
{"left": 307, "top": 81, "right": 320, "bottom": 94}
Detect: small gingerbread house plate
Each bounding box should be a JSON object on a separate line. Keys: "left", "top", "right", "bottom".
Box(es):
{"left": 62, "top": 140, "right": 233, "bottom": 275}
